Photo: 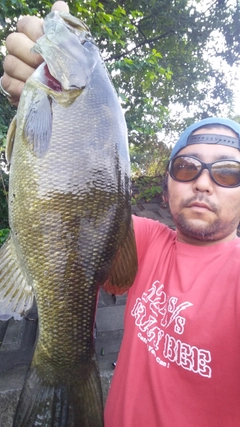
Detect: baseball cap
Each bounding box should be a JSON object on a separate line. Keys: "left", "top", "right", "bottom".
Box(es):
{"left": 170, "top": 117, "right": 240, "bottom": 160}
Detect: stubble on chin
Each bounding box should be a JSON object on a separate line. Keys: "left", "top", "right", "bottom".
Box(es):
{"left": 169, "top": 196, "right": 233, "bottom": 242}
{"left": 171, "top": 211, "right": 223, "bottom": 241}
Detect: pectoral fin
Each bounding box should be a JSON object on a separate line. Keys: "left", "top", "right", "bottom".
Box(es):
{"left": 0, "top": 236, "right": 34, "bottom": 320}
{"left": 23, "top": 87, "right": 53, "bottom": 158}
{"left": 103, "top": 220, "right": 138, "bottom": 295}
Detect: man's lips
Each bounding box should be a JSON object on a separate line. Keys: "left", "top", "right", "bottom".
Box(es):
{"left": 187, "top": 202, "right": 212, "bottom": 211}
{"left": 179, "top": 197, "right": 218, "bottom": 214}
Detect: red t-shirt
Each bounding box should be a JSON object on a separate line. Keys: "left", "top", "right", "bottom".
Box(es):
{"left": 104, "top": 215, "right": 240, "bottom": 427}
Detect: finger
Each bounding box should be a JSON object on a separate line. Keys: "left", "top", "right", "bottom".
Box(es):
{"left": 3, "top": 55, "right": 36, "bottom": 83}
{"left": 6, "top": 32, "right": 43, "bottom": 69}
{"left": 51, "top": 1, "right": 69, "bottom": 12}
{"left": 16, "top": 16, "right": 44, "bottom": 42}
{"left": 1, "top": 73, "right": 24, "bottom": 107}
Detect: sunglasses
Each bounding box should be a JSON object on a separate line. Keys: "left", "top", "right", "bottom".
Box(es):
{"left": 168, "top": 155, "right": 240, "bottom": 188}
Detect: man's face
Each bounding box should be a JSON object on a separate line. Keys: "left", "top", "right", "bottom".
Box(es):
{"left": 167, "top": 126, "right": 240, "bottom": 245}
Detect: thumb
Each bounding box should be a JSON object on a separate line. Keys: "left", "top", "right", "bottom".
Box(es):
{"left": 51, "top": 1, "right": 69, "bottom": 13}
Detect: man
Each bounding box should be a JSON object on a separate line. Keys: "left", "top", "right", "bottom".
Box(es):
{"left": 1, "top": 3, "right": 240, "bottom": 426}
{"left": 104, "top": 119, "right": 240, "bottom": 427}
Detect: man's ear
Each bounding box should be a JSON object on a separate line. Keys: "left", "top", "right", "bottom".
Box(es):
{"left": 162, "top": 172, "right": 169, "bottom": 203}
{"left": 163, "top": 193, "right": 168, "bottom": 203}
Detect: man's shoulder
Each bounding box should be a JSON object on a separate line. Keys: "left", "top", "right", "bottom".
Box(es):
{"left": 132, "top": 214, "right": 174, "bottom": 234}
{"left": 132, "top": 215, "right": 176, "bottom": 250}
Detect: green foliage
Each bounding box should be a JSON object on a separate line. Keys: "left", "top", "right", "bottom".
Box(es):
{"left": 0, "top": 228, "right": 10, "bottom": 245}
{"left": 130, "top": 135, "right": 171, "bottom": 176}
{"left": 0, "top": 168, "right": 9, "bottom": 230}
{"left": 0, "top": 91, "right": 13, "bottom": 234}
{"left": 131, "top": 176, "right": 163, "bottom": 204}
{"left": 0, "top": 98, "right": 15, "bottom": 141}
{"left": 0, "top": 0, "right": 50, "bottom": 22}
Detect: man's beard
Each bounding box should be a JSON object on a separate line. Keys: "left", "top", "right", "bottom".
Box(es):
{"left": 169, "top": 196, "right": 236, "bottom": 242}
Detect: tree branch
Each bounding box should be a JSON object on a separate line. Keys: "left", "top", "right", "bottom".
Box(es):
{"left": 106, "top": 30, "right": 175, "bottom": 61}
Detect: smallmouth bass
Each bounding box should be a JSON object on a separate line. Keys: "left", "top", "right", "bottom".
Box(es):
{"left": 0, "top": 11, "right": 137, "bottom": 426}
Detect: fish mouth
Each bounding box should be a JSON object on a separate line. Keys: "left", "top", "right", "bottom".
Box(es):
{"left": 38, "top": 64, "right": 84, "bottom": 94}
{"left": 42, "top": 64, "right": 62, "bottom": 92}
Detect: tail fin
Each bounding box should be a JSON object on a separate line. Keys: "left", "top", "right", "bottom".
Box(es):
{"left": 13, "top": 359, "right": 104, "bottom": 427}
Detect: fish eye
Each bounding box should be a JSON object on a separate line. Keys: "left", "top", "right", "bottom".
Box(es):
{"left": 82, "top": 39, "right": 95, "bottom": 50}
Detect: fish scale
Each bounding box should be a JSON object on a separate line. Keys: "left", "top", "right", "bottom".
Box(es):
{"left": 0, "top": 10, "right": 137, "bottom": 427}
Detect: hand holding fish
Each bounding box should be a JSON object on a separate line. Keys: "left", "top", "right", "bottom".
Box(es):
{"left": 1, "top": 1, "right": 69, "bottom": 106}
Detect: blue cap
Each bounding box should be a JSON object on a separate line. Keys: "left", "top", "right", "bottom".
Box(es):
{"left": 170, "top": 117, "right": 240, "bottom": 159}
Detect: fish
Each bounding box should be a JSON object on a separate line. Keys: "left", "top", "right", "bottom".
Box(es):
{"left": 0, "top": 11, "right": 137, "bottom": 426}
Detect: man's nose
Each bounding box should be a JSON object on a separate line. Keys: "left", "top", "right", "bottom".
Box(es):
{"left": 192, "top": 168, "right": 214, "bottom": 193}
